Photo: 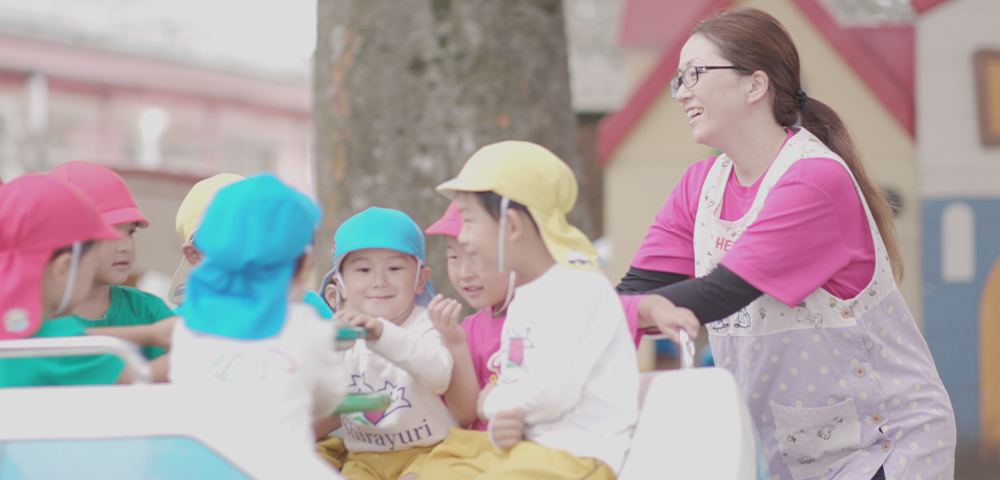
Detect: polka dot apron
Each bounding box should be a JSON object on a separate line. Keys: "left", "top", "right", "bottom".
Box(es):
{"left": 694, "top": 128, "right": 956, "bottom": 480}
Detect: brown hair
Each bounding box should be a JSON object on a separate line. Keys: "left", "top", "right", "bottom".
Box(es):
{"left": 692, "top": 8, "right": 903, "bottom": 281}
{"left": 474, "top": 191, "right": 539, "bottom": 232}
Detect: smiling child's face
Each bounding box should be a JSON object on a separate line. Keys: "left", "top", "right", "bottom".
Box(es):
{"left": 445, "top": 236, "right": 509, "bottom": 311}
{"left": 339, "top": 248, "right": 424, "bottom": 322}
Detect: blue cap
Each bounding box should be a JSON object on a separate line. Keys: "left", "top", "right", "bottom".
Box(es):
{"left": 179, "top": 174, "right": 320, "bottom": 339}
{"left": 332, "top": 207, "right": 433, "bottom": 306}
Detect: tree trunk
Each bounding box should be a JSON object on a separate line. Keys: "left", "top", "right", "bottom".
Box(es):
{"left": 314, "top": 0, "right": 593, "bottom": 294}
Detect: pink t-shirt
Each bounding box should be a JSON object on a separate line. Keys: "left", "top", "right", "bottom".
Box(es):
{"left": 630, "top": 152, "right": 876, "bottom": 308}
{"left": 460, "top": 308, "right": 505, "bottom": 431}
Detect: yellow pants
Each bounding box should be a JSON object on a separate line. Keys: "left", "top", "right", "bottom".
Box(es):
{"left": 316, "top": 436, "right": 349, "bottom": 470}
{"left": 418, "top": 430, "right": 614, "bottom": 480}
{"left": 316, "top": 436, "right": 433, "bottom": 480}
{"left": 420, "top": 428, "right": 494, "bottom": 471}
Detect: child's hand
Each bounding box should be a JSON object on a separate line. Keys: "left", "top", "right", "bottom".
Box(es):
{"left": 428, "top": 294, "right": 465, "bottom": 347}
{"left": 148, "top": 316, "right": 178, "bottom": 349}
{"left": 85, "top": 319, "right": 176, "bottom": 350}
{"left": 476, "top": 382, "right": 497, "bottom": 422}
{"left": 637, "top": 294, "right": 699, "bottom": 343}
{"left": 491, "top": 409, "right": 524, "bottom": 449}
{"left": 337, "top": 311, "right": 384, "bottom": 341}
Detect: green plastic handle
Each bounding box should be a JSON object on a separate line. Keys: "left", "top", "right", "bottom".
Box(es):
{"left": 334, "top": 393, "right": 390, "bottom": 414}
{"left": 336, "top": 327, "right": 367, "bottom": 340}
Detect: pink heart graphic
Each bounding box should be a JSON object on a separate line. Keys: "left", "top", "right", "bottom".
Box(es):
{"left": 509, "top": 338, "right": 524, "bottom": 366}
{"left": 364, "top": 409, "right": 386, "bottom": 425}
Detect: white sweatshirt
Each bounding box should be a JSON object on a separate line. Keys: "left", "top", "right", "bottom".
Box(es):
{"left": 339, "top": 306, "right": 458, "bottom": 452}
{"left": 482, "top": 264, "right": 640, "bottom": 474}
{"left": 170, "top": 303, "right": 347, "bottom": 449}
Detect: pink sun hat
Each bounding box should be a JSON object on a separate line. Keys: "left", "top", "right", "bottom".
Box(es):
{"left": 0, "top": 175, "right": 121, "bottom": 339}
{"left": 47, "top": 161, "right": 149, "bottom": 228}
{"left": 425, "top": 201, "right": 462, "bottom": 238}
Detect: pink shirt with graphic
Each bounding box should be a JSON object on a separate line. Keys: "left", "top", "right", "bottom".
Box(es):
{"left": 460, "top": 308, "right": 506, "bottom": 431}
{"left": 624, "top": 135, "right": 876, "bottom": 328}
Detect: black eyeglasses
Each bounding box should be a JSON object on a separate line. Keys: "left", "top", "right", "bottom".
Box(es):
{"left": 670, "top": 66, "right": 744, "bottom": 98}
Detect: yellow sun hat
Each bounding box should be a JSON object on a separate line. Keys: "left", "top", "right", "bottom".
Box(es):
{"left": 168, "top": 173, "right": 245, "bottom": 305}
{"left": 436, "top": 141, "right": 599, "bottom": 271}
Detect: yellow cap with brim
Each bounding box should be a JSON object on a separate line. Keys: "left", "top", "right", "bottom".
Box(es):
{"left": 436, "top": 141, "right": 599, "bottom": 271}
{"left": 168, "top": 173, "right": 245, "bottom": 305}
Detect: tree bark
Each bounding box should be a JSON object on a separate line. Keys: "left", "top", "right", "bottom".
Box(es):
{"left": 314, "top": 0, "right": 592, "bottom": 294}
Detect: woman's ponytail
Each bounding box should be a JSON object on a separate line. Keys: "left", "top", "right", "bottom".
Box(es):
{"left": 800, "top": 97, "right": 903, "bottom": 282}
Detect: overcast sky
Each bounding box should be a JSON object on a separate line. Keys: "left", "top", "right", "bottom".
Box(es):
{"left": 0, "top": 0, "right": 317, "bottom": 73}
{"left": 0, "top": 0, "right": 627, "bottom": 111}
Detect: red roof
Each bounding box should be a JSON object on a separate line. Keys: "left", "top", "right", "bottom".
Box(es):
{"left": 598, "top": 0, "right": 953, "bottom": 163}
{"left": 619, "top": 0, "right": 732, "bottom": 48}
{"left": 911, "top": 0, "right": 953, "bottom": 13}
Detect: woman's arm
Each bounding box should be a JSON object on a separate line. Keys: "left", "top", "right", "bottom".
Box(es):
{"left": 648, "top": 265, "right": 762, "bottom": 324}
{"left": 617, "top": 267, "right": 692, "bottom": 344}
{"left": 616, "top": 267, "right": 688, "bottom": 295}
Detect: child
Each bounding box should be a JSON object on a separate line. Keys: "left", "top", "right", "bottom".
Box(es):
{"left": 0, "top": 175, "right": 131, "bottom": 386}
{"left": 320, "top": 267, "right": 339, "bottom": 310}
{"left": 168, "top": 172, "right": 245, "bottom": 306}
{"left": 424, "top": 201, "right": 516, "bottom": 429}
{"left": 168, "top": 174, "right": 346, "bottom": 450}
{"left": 46, "top": 161, "right": 175, "bottom": 361}
{"left": 170, "top": 172, "right": 333, "bottom": 319}
{"left": 422, "top": 140, "right": 684, "bottom": 479}
{"left": 320, "top": 207, "right": 457, "bottom": 480}
{"left": 409, "top": 201, "right": 517, "bottom": 475}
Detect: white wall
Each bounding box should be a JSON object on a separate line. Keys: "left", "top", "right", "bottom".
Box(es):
{"left": 918, "top": 0, "right": 1000, "bottom": 199}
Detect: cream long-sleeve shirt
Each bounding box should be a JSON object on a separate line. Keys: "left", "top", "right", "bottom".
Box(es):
{"left": 339, "top": 306, "right": 458, "bottom": 453}
{"left": 482, "top": 265, "right": 640, "bottom": 474}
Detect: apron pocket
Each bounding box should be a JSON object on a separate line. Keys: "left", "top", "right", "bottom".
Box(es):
{"left": 771, "top": 398, "right": 861, "bottom": 479}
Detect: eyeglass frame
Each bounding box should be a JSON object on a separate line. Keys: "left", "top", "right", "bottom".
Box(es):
{"left": 670, "top": 65, "right": 746, "bottom": 98}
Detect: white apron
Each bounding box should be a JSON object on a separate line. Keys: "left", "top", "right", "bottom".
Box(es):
{"left": 694, "top": 128, "right": 956, "bottom": 480}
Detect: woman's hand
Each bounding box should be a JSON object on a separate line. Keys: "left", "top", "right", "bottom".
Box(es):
{"left": 427, "top": 294, "right": 466, "bottom": 347}
{"left": 637, "top": 294, "right": 700, "bottom": 342}
{"left": 337, "top": 311, "right": 384, "bottom": 341}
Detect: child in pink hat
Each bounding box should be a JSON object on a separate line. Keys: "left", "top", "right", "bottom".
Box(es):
{"left": 424, "top": 201, "right": 516, "bottom": 430}
{"left": 47, "top": 161, "right": 176, "bottom": 366}
{"left": 410, "top": 201, "right": 520, "bottom": 474}
{"left": 0, "top": 175, "right": 131, "bottom": 386}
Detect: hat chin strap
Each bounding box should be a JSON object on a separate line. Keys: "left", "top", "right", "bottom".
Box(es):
{"left": 54, "top": 242, "right": 82, "bottom": 317}
{"left": 497, "top": 196, "right": 510, "bottom": 273}
{"left": 334, "top": 271, "right": 346, "bottom": 312}
{"left": 494, "top": 271, "right": 516, "bottom": 317}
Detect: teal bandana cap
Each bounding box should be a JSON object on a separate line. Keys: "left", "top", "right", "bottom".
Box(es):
{"left": 331, "top": 207, "right": 434, "bottom": 307}
{"left": 179, "top": 174, "right": 321, "bottom": 340}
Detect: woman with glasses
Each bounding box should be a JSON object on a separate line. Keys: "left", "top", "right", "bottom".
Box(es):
{"left": 615, "top": 8, "right": 955, "bottom": 480}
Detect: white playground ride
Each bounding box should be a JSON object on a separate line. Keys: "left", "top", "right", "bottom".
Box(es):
{"left": 0, "top": 331, "right": 763, "bottom": 479}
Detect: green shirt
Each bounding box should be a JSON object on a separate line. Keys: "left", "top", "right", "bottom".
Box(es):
{"left": 0, "top": 317, "right": 124, "bottom": 387}
{"left": 69, "top": 286, "right": 174, "bottom": 359}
